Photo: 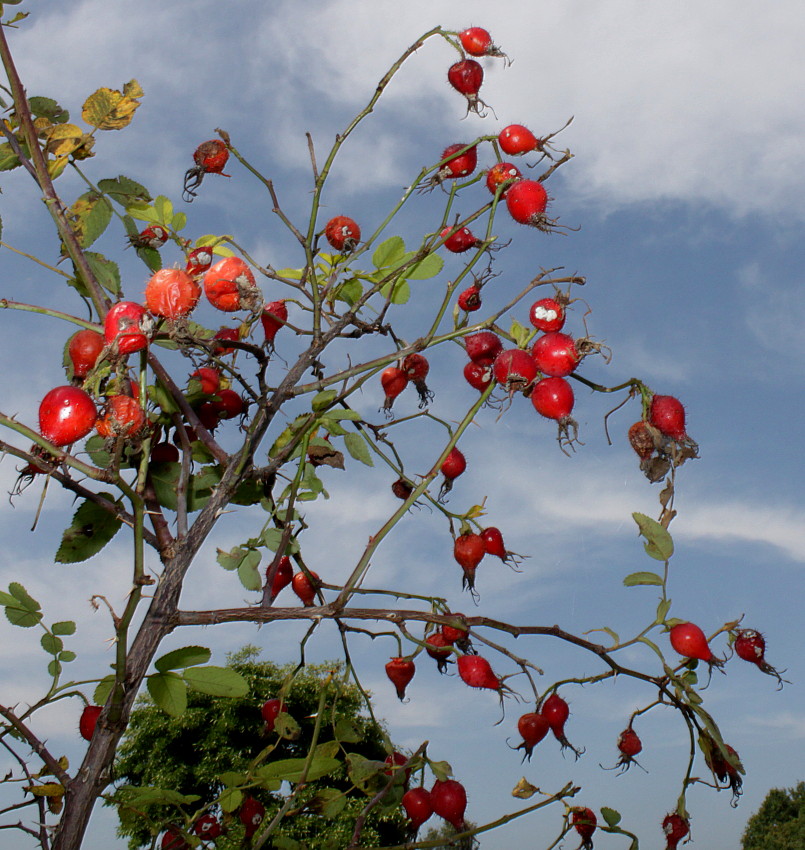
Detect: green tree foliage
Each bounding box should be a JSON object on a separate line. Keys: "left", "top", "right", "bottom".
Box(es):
{"left": 113, "top": 647, "right": 408, "bottom": 849}
{"left": 742, "top": 782, "right": 805, "bottom": 850}
{"left": 423, "top": 821, "right": 480, "bottom": 849}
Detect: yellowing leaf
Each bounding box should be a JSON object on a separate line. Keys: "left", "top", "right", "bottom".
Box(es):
{"left": 82, "top": 81, "right": 142, "bottom": 130}
{"left": 26, "top": 782, "right": 65, "bottom": 797}
{"left": 511, "top": 777, "right": 538, "bottom": 799}
{"left": 43, "top": 123, "right": 87, "bottom": 157}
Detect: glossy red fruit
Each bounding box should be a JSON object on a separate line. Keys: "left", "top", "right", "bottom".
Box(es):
{"left": 161, "top": 828, "right": 189, "bottom": 850}
{"left": 195, "top": 401, "right": 220, "bottom": 431}
{"left": 463, "top": 361, "right": 493, "bottom": 392}
{"left": 391, "top": 477, "right": 414, "bottom": 500}
{"left": 402, "top": 786, "right": 433, "bottom": 831}
{"left": 531, "top": 377, "right": 574, "bottom": 420}
{"left": 541, "top": 693, "right": 570, "bottom": 738}
{"left": 260, "top": 697, "right": 287, "bottom": 733}
{"left": 193, "top": 813, "right": 222, "bottom": 839}
{"left": 381, "top": 366, "right": 409, "bottom": 412}
{"left": 440, "top": 225, "right": 480, "bottom": 254}
{"left": 572, "top": 807, "right": 597, "bottom": 846}
{"left": 529, "top": 297, "right": 566, "bottom": 332}
{"left": 402, "top": 353, "right": 433, "bottom": 406}
{"left": 268, "top": 556, "right": 293, "bottom": 599}
{"left": 145, "top": 268, "right": 201, "bottom": 319}
{"left": 516, "top": 712, "right": 550, "bottom": 760}
{"left": 79, "top": 705, "right": 102, "bottom": 741}
{"left": 68, "top": 329, "right": 105, "bottom": 379}
{"left": 499, "top": 124, "right": 540, "bottom": 156}
{"left": 151, "top": 442, "right": 180, "bottom": 463}
{"left": 261, "top": 300, "right": 288, "bottom": 346}
{"left": 459, "top": 26, "right": 493, "bottom": 56}
{"left": 384, "top": 751, "right": 412, "bottom": 788}
{"left": 457, "top": 285, "right": 482, "bottom": 312}
{"left": 485, "top": 161, "right": 522, "bottom": 196}
{"left": 292, "top": 571, "right": 319, "bottom": 606}
{"left": 95, "top": 395, "right": 146, "bottom": 440}
{"left": 104, "top": 301, "right": 148, "bottom": 355}
{"left": 439, "top": 143, "right": 478, "bottom": 179}
{"left": 324, "top": 216, "right": 361, "bottom": 252}
{"left": 239, "top": 796, "right": 266, "bottom": 838}
{"left": 669, "top": 622, "right": 713, "bottom": 662}
{"left": 212, "top": 388, "right": 246, "bottom": 420}
{"left": 493, "top": 348, "right": 538, "bottom": 394}
{"left": 442, "top": 614, "right": 469, "bottom": 646}
{"left": 454, "top": 532, "right": 485, "bottom": 591}
{"left": 185, "top": 246, "right": 214, "bottom": 276}
{"left": 130, "top": 223, "right": 169, "bottom": 250}
{"left": 430, "top": 778, "right": 467, "bottom": 831}
{"left": 203, "top": 256, "right": 260, "bottom": 313}
{"left": 505, "top": 179, "right": 548, "bottom": 226}
{"left": 385, "top": 657, "right": 415, "bottom": 701}
{"left": 448, "top": 59, "right": 483, "bottom": 96}
{"left": 628, "top": 421, "right": 655, "bottom": 460}
{"left": 39, "top": 386, "right": 97, "bottom": 447}
{"left": 191, "top": 367, "right": 221, "bottom": 396}
{"left": 662, "top": 812, "right": 690, "bottom": 849}
{"left": 481, "top": 527, "right": 506, "bottom": 560}
{"left": 649, "top": 394, "right": 687, "bottom": 440}
{"left": 532, "top": 331, "right": 580, "bottom": 377}
{"left": 425, "top": 632, "right": 453, "bottom": 673}
{"left": 213, "top": 326, "right": 240, "bottom": 354}
{"left": 457, "top": 654, "right": 500, "bottom": 691}
{"left": 440, "top": 447, "right": 466, "bottom": 484}
{"left": 618, "top": 727, "right": 642, "bottom": 758}
{"left": 465, "top": 331, "right": 502, "bottom": 366}
{"left": 732, "top": 629, "right": 785, "bottom": 685}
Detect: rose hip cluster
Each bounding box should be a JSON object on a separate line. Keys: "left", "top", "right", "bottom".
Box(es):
{"left": 30, "top": 249, "right": 290, "bottom": 481}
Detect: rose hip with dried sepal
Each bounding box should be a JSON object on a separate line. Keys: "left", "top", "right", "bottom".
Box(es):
{"left": 453, "top": 531, "right": 485, "bottom": 591}
{"left": 381, "top": 366, "right": 409, "bottom": 414}
{"left": 515, "top": 711, "right": 550, "bottom": 761}
{"left": 493, "top": 348, "right": 538, "bottom": 395}
{"left": 324, "top": 215, "right": 361, "bottom": 252}
{"left": 662, "top": 812, "right": 689, "bottom": 849}
{"left": 458, "top": 26, "right": 507, "bottom": 60}
{"left": 669, "top": 622, "right": 722, "bottom": 667}
{"left": 104, "top": 301, "right": 149, "bottom": 356}
{"left": 402, "top": 353, "right": 433, "bottom": 406}
{"left": 506, "top": 179, "right": 549, "bottom": 227}
{"left": 457, "top": 653, "right": 500, "bottom": 692}
{"left": 541, "top": 692, "right": 584, "bottom": 759}
{"left": 571, "top": 807, "right": 597, "bottom": 849}
{"left": 438, "top": 143, "right": 478, "bottom": 180}
{"left": 447, "top": 59, "right": 486, "bottom": 115}
{"left": 183, "top": 139, "right": 230, "bottom": 202}
{"left": 261, "top": 300, "right": 288, "bottom": 347}
{"left": 481, "top": 526, "right": 524, "bottom": 568}
{"left": 438, "top": 446, "right": 466, "bottom": 500}
{"left": 613, "top": 726, "right": 643, "bottom": 773}
{"left": 203, "top": 256, "right": 261, "bottom": 313}
{"left": 385, "top": 656, "right": 415, "bottom": 701}
{"left": 425, "top": 632, "right": 453, "bottom": 673}
{"left": 733, "top": 628, "right": 786, "bottom": 686}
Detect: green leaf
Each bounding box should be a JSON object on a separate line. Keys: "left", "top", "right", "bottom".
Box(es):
{"left": 118, "top": 785, "right": 200, "bottom": 807}
{"left": 126, "top": 202, "right": 159, "bottom": 223}
{"left": 135, "top": 245, "right": 162, "bottom": 273}
{"left": 313, "top": 788, "right": 347, "bottom": 819}
{"left": 48, "top": 659, "right": 62, "bottom": 677}
{"left": 171, "top": 211, "right": 187, "bottom": 232}
{"left": 372, "top": 236, "right": 405, "bottom": 269}
{"left": 428, "top": 760, "right": 452, "bottom": 782}
{"left": 66, "top": 192, "right": 113, "bottom": 249}
{"left": 333, "top": 278, "right": 362, "bottom": 306}
{"left": 401, "top": 252, "right": 443, "bottom": 280}
{"left": 656, "top": 597, "right": 672, "bottom": 624}
{"left": 155, "top": 646, "right": 211, "bottom": 673}
{"left": 41, "top": 633, "right": 63, "bottom": 655}
{"left": 3, "top": 586, "right": 42, "bottom": 628}
{"left": 637, "top": 635, "right": 664, "bottom": 661}
{"left": 632, "top": 511, "right": 674, "bottom": 561}
{"left": 82, "top": 251, "right": 121, "bottom": 296}
{"left": 379, "top": 277, "right": 410, "bottom": 305}
{"left": 97, "top": 175, "right": 151, "bottom": 206}
{"left": 147, "top": 672, "right": 187, "bottom": 716}
{"left": 601, "top": 806, "right": 622, "bottom": 827}
{"left": 153, "top": 195, "right": 174, "bottom": 224}
{"left": 273, "top": 837, "right": 303, "bottom": 850}
{"left": 217, "top": 546, "right": 250, "bottom": 572}
{"left": 182, "top": 666, "right": 249, "bottom": 698}
{"left": 0, "top": 143, "right": 22, "bottom": 171}
{"left": 312, "top": 390, "right": 337, "bottom": 412}
{"left": 344, "top": 432, "right": 373, "bottom": 466}
{"left": 9, "top": 583, "right": 40, "bottom": 610}
{"left": 275, "top": 267, "right": 304, "bottom": 280}
{"left": 196, "top": 234, "right": 235, "bottom": 256}
{"left": 275, "top": 712, "right": 301, "bottom": 740}
{"left": 85, "top": 434, "right": 112, "bottom": 468}
{"left": 55, "top": 495, "right": 123, "bottom": 563}
{"left": 257, "top": 756, "right": 340, "bottom": 784}
{"left": 346, "top": 753, "right": 384, "bottom": 793}
{"left": 29, "top": 96, "right": 69, "bottom": 124}
{"left": 219, "top": 787, "right": 243, "bottom": 813}
{"left": 509, "top": 318, "right": 534, "bottom": 349}
{"left": 94, "top": 675, "right": 115, "bottom": 705}
{"left": 623, "top": 571, "right": 664, "bottom": 587}
{"left": 149, "top": 463, "right": 182, "bottom": 511}
{"left": 58, "top": 650, "right": 76, "bottom": 663}
{"left": 334, "top": 718, "right": 362, "bottom": 744}
{"left": 238, "top": 551, "right": 262, "bottom": 591}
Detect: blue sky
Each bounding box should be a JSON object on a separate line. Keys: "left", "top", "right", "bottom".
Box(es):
{"left": 1, "top": 1, "right": 804, "bottom": 848}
